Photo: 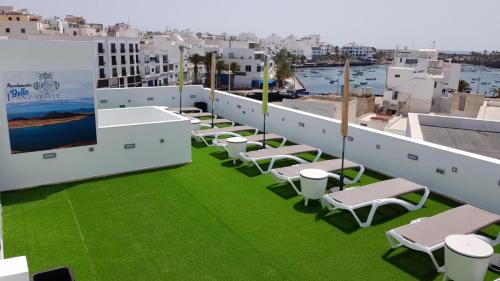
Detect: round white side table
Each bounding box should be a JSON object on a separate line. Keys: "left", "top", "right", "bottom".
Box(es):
{"left": 299, "top": 168, "right": 328, "bottom": 206}
{"left": 443, "top": 234, "right": 493, "bottom": 281}
{"left": 226, "top": 137, "right": 247, "bottom": 164}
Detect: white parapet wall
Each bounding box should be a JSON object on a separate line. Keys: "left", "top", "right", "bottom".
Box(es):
{"left": 95, "top": 86, "right": 500, "bottom": 214}
{"left": 96, "top": 85, "right": 208, "bottom": 110}
{"left": 0, "top": 106, "right": 192, "bottom": 190}
{"left": 207, "top": 89, "right": 500, "bottom": 214}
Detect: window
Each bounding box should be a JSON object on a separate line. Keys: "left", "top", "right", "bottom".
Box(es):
{"left": 405, "top": 58, "right": 418, "bottom": 65}
{"left": 111, "top": 43, "right": 116, "bottom": 53}
{"left": 99, "top": 69, "right": 106, "bottom": 79}
{"left": 129, "top": 55, "right": 134, "bottom": 64}
{"left": 395, "top": 74, "right": 400, "bottom": 78}
{"left": 136, "top": 66, "right": 140, "bottom": 75}
{"left": 135, "top": 55, "right": 139, "bottom": 64}
{"left": 155, "top": 66, "right": 160, "bottom": 74}
{"left": 144, "top": 55, "right": 150, "bottom": 63}
{"left": 121, "top": 55, "right": 126, "bottom": 65}
{"left": 135, "top": 44, "right": 139, "bottom": 52}
{"left": 73, "top": 31, "right": 77, "bottom": 36}
{"left": 163, "top": 65, "right": 168, "bottom": 72}
{"left": 16, "top": 17, "right": 20, "bottom": 21}
{"left": 5, "top": 28, "right": 10, "bottom": 33}
{"left": 458, "top": 96, "right": 466, "bottom": 111}
{"left": 98, "top": 56, "right": 105, "bottom": 66}
{"left": 399, "top": 57, "right": 402, "bottom": 63}
{"left": 121, "top": 67, "right": 126, "bottom": 76}
{"left": 120, "top": 43, "right": 125, "bottom": 53}
{"left": 169, "top": 64, "right": 174, "bottom": 71}
{"left": 111, "top": 56, "right": 117, "bottom": 65}
{"left": 434, "top": 81, "right": 437, "bottom": 88}
{"left": 129, "top": 43, "right": 134, "bottom": 53}
{"left": 98, "top": 43, "right": 104, "bottom": 53}
{"left": 130, "top": 67, "right": 135, "bottom": 75}
{"left": 392, "top": 91, "right": 398, "bottom": 100}
{"left": 257, "top": 65, "right": 262, "bottom": 72}
{"left": 145, "top": 67, "right": 150, "bottom": 75}
{"left": 8, "top": 17, "right": 12, "bottom": 21}
{"left": 112, "top": 68, "right": 118, "bottom": 77}
{"left": 20, "top": 28, "right": 25, "bottom": 33}
{"left": 245, "top": 65, "right": 251, "bottom": 72}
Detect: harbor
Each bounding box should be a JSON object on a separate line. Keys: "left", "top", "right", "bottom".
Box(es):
{"left": 294, "top": 64, "right": 500, "bottom": 96}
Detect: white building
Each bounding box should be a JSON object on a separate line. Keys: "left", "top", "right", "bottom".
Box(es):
{"left": 221, "top": 43, "right": 266, "bottom": 89}
{"left": 342, "top": 43, "right": 374, "bottom": 59}
{"left": 383, "top": 48, "right": 461, "bottom": 114}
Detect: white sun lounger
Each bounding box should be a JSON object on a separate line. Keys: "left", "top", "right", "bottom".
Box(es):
{"left": 191, "top": 126, "right": 258, "bottom": 146}
{"left": 239, "top": 144, "right": 322, "bottom": 174}
{"left": 386, "top": 204, "right": 500, "bottom": 272}
{"left": 213, "top": 133, "right": 287, "bottom": 150}
{"left": 200, "top": 118, "right": 235, "bottom": 128}
{"left": 321, "top": 178, "right": 429, "bottom": 228}
{"left": 271, "top": 159, "right": 365, "bottom": 195}
{"left": 169, "top": 107, "right": 202, "bottom": 113}
{"left": 184, "top": 112, "right": 217, "bottom": 119}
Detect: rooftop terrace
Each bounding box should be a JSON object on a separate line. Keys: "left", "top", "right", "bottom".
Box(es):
{"left": 2, "top": 138, "right": 499, "bottom": 280}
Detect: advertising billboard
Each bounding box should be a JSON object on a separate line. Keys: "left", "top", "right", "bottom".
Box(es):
{"left": 4, "top": 70, "right": 97, "bottom": 154}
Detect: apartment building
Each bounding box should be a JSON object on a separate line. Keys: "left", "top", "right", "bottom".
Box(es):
{"left": 0, "top": 6, "right": 43, "bottom": 38}
{"left": 96, "top": 37, "right": 142, "bottom": 88}
{"left": 382, "top": 48, "right": 461, "bottom": 114}
{"left": 342, "top": 42, "right": 374, "bottom": 59}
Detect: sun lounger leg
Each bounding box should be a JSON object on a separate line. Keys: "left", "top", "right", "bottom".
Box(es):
{"left": 350, "top": 166, "right": 365, "bottom": 184}
{"left": 279, "top": 138, "right": 287, "bottom": 147}
{"left": 287, "top": 179, "right": 302, "bottom": 195}
{"left": 313, "top": 150, "right": 322, "bottom": 162}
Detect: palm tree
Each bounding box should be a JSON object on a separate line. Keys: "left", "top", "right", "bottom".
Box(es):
{"left": 229, "top": 62, "right": 240, "bottom": 72}
{"left": 187, "top": 54, "right": 203, "bottom": 85}
{"left": 216, "top": 59, "right": 227, "bottom": 89}
{"left": 458, "top": 80, "right": 471, "bottom": 92}
{"left": 489, "top": 87, "right": 500, "bottom": 97}
{"left": 203, "top": 52, "right": 216, "bottom": 87}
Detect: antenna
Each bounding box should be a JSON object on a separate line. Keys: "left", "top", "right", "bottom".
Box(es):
{"left": 431, "top": 41, "right": 436, "bottom": 50}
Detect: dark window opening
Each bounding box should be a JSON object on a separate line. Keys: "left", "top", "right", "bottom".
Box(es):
{"left": 458, "top": 96, "right": 466, "bottom": 111}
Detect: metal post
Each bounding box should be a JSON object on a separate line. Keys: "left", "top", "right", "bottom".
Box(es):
{"left": 262, "top": 114, "right": 266, "bottom": 149}
{"left": 339, "top": 136, "right": 346, "bottom": 191}
{"left": 211, "top": 100, "right": 215, "bottom": 128}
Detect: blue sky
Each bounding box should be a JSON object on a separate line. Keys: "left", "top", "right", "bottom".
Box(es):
{"left": 10, "top": 0, "right": 500, "bottom": 51}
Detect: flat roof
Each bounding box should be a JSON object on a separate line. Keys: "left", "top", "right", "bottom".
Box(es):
{"left": 421, "top": 125, "right": 500, "bottom": 159}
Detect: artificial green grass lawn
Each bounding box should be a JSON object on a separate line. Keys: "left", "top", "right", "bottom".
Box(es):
{"left": 2, "top": 142, "right": 499, "bottom": 281}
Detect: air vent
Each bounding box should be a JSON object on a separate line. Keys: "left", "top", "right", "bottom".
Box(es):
{"left": 43, "top": 153, "right": 56, "bottom": 159}
{"left": 407, "top": 154, "right": 418, "bottom": 161}
{"left": 124, "top": 144, "right": 136, "bottom": 149}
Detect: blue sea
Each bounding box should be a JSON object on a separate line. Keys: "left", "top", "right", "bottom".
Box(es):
{"left": 9, "top": 115, "right": 97, "bottom": 153}
{"left": 295, "top": 64, "right": 500, "bottom": 95}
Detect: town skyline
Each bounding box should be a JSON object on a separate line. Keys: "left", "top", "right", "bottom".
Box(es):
{"left": 8, "top": 0, "right": 500, "bottom": 52}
